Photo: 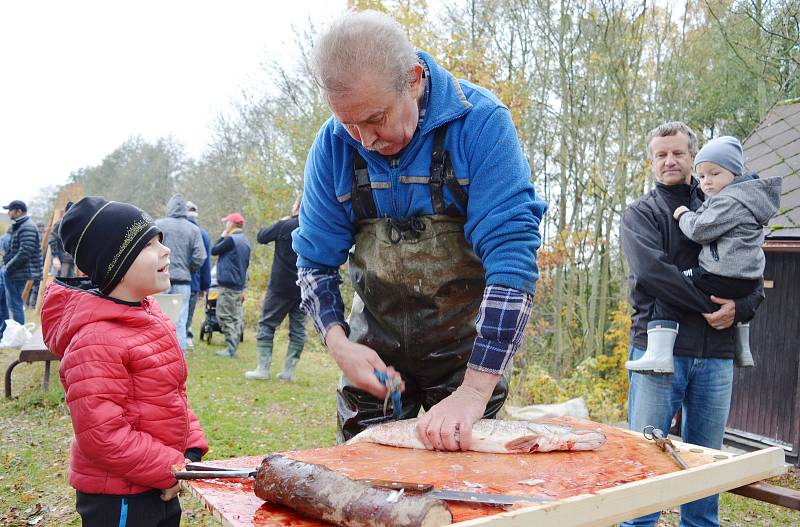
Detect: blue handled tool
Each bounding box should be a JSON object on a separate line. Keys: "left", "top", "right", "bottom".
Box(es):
{"left": 374, "top": 368, "right": 403, "bottom": 420}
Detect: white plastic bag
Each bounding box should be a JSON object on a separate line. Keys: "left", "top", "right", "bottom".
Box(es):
{"left": 0, "top": 319, "right": 35, "bottom": 348}
{"left": 503, "top": 397, "right": 590, "bottom": 421}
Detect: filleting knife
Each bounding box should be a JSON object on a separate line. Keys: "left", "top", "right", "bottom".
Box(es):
{"left": 176, "top": 463, "right": 553, "bottom": 506}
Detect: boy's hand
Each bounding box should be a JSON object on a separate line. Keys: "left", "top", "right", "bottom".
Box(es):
{"left": 673, "top": 206, "right": 689, "bottom": 220}
{"left": 161, "top": 481, "right": 181, "bottom": 501}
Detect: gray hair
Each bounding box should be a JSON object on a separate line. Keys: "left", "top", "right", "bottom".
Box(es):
{"left": 310, "top": 10, "right": 420, "bottom": 95}
{"left": 645, "top": 121, "right": 698, "bottom": 159}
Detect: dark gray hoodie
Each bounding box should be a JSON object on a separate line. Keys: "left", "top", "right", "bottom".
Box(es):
{"left": 678, "top": 175, "right": 782, "bottom": 279}
{"left": 154, "top": 194, "right": 206, "bottom": 284}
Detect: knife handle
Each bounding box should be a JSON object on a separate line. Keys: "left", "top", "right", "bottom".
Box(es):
{"left": 185, "top": 462, "right": 256, "bottom": 472}
{"left": 358, "top": 479, "right": 434, "bottom": 492}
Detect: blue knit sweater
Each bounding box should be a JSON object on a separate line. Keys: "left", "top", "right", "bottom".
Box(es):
{"left": 292, "top": 51, "right": 547, "bottom": 294}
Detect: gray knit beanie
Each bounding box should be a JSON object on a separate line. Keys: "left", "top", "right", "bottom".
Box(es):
{"left": 694, "top": 136, "right": 743, "bottom": 177}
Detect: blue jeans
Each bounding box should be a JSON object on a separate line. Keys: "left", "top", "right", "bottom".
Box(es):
{"left": 186, "top": 291, "right": 199, "bottom": 339}
{"left": 621, "top": 346, "right": 733, "bottom": 527}
{"left": 167, "top": 284, "right": 191, "bottom": 351}
{"left": 0, "top": 268, "right": 8, "bottom": 338}
{"left": 4, "top": 275, "right": 26, "bottom": 326}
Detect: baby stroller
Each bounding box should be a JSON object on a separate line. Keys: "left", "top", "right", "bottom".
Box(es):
{"left": 198, "top": 287, "right": 223, "bottom": 344}
{"left": 199, "top": 268, "right": 244, "bottom": 344}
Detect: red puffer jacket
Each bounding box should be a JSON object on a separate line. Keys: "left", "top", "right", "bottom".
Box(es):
{"left": 42, "top": 281, "right": 208, "bottom": 495}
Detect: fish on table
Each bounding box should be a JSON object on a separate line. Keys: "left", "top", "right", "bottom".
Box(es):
{"left": 347, "top": 418, "right": 607, "bottom": 453}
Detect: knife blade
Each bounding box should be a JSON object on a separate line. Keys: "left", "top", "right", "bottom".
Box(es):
{"left": 358, "top": 478, "right": 552, "bottom": 506}
{"left": 424, "top": 489, "right": 550, "bottom": 506}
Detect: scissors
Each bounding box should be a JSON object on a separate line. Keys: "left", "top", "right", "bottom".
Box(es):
{"left": 374, "top": 368, "right": 403, "bottom": 419}
{"left": 643, "top": 425, "right": 690, "bottom": 470}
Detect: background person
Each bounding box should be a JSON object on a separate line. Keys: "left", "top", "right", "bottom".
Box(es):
{"left": 620, "top": 122, "right": 765, "bottom": 527}
{"left": 155, "top": 194, "right": 206, "bottom": 352}
{"left": 2, "top": 200, "right": 42, "bottom": 331}
{"left": 26, "top": 221, "right": 47, "bottom": 308}
{"left": 246, "top": 195, "right": 306, "bottom": 381}
{"left": 49, "top": 202, "right": 77, "bottom": 279}
{"left": 211, "top": 212, "right": 251, "bottom": 358}
{"left": 0, "top": 227, "right": 10, "bottom": 339}
{"left": 185, "top": 201, "right": 211, "bottom": 350}
{"left": 627, "top": 136, "right": 780, "bottom": 374}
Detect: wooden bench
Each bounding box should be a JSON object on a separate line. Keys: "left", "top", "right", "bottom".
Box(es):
{"left": 4, "top": 326, "right": 59, "bottom": 398}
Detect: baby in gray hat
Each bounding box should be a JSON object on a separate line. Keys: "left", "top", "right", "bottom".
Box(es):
{"left": 626, "top": 136, "right": 781, "bottom": 375}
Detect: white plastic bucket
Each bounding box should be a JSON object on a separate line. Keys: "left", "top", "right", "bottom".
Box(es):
{"left": 153, "top": 293, "right": 184, "bottom": 325}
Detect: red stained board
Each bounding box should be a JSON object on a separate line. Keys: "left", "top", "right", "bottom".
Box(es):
{"left": 186, "top": 418, "right": 704, "bottom": 527}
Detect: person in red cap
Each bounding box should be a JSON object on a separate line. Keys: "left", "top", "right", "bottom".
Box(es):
{"left": 211, "top": 212, "right": 251, "bottom": 357}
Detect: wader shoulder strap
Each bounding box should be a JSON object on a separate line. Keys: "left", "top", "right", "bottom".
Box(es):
{"left": 351, "top": 152, "right": 378, "bottom": 220}
{"left": 429, "top": 124, "right": 469, "bottom": 216}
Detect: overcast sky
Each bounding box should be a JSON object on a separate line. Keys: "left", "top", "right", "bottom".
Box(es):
{"left": 0, "top": 0, "right": 345, "bottom": 213}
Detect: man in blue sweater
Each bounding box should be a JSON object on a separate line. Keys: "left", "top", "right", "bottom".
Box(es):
{"left": 212, "top": 212, "right": 251, "bottom": 358}
{"left": 293, "top": 11, "right": 547, "bottom": 448}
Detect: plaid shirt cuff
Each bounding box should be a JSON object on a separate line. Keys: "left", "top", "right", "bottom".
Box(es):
{"left": 468, "top": 285, "right": 533, "bottom": 374}
{"left": 297, "top": 267, "right": 349, "bottom": 340}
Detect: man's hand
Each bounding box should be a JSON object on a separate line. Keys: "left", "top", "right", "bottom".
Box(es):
{"left": 161, "top": 481, "right": 181, "bottom": 502}
{"left": 239, "top": 291, "right": 246, "bottom": 303}
{"left": 52, "top": 257, "right": 61, "bottom": 273}
{"left": 673, "top": 205, "right": 689, "bottom": 220}
{"left": 415, "top": 369, "right": 499, "bottom": 451}
{"left": 198, "top": 290, "right": 206, "bottom": 299}
{"left": 325, "top": 326, "right": 403, "bottom": 399}
{"left": 703, "top": 295, "right": 736, "bottom": 330}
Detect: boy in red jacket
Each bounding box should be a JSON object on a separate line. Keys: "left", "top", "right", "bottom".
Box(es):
{"left": 42, "top": 197, "right": 208, "bottom": 527}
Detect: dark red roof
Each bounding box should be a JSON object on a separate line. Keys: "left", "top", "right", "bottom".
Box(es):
{"left": 743, "top": 99, "right": 800, "bottom": 239}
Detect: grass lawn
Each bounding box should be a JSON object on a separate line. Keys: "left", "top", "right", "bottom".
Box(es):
{"left": 1, "top": 314, "right": 798, "bottom": 526}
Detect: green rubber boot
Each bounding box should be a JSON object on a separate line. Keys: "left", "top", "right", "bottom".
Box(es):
{"left": 245, "top": 341, "right": 273, "bottom": 380}
{"left": 277, "top": 340, "right": 304, "bottom": 382}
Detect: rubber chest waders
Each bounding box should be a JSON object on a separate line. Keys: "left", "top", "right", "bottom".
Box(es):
{"left": 338, "top": 124, "right": 509, "bottom": 442}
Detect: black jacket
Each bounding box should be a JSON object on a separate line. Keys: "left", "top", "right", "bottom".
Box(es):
{"left": 257, "top": 216, "right": 300, "bottom": 299}
{"left": 4, "top": 216, "right": 43, "bottom": 281}
{"left": 50, "top": 219, "right": 74, "bottom": 265}
{"left": 621, "top": 181, "right": 764, "bottom": 359}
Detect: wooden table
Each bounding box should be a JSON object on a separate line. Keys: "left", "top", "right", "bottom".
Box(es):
{"left": 183, "top": 418, "right": 787, "bottom": 527}
{"left": 4, "top": 326, "right": 59, "bottom": 398}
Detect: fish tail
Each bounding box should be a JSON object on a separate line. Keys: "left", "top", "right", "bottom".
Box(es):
{"left": 570, "top": 430, "right": 607, "bottom": 450}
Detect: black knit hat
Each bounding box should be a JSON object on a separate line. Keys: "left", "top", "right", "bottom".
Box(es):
{"left": 59, "top": 197, "right": 161, "bottom": 295}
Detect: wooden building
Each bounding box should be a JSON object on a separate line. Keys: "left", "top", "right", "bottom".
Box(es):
{"left": 726, "top": 99, "right": 800, "bottom": 461}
